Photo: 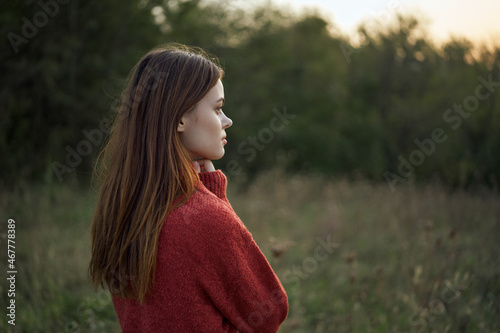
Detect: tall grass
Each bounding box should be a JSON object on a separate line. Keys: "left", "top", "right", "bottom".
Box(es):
{"left": 0, "top": 182, "right": 119, "bottom": 332}
{"left": 1, "top": 171, "right": 499, "bottom": 332}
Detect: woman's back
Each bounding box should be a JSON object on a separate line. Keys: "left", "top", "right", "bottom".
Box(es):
{"left": 112, "top": 171, "right": 288, "bottom": 332}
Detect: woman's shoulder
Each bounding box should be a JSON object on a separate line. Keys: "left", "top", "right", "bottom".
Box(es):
{"left": 159, "top": 189, "right": 252, "bottom": 266}
{"left": 165, "top": 184, "right": 247, "bottom": 240}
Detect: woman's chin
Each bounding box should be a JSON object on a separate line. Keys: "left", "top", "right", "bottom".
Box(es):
{"left": 191, "top": 148, "right": 225, "bottom": 161}
{"left": 210, "top": 150, "right": 225, "bottom": 160}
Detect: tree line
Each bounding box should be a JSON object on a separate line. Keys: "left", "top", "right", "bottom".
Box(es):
{"left": 1, "top": 0, "right": 499, "bottom": 188}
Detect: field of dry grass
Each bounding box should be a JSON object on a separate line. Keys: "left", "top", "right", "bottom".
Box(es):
{"left": 1, "top": 170, "right": 499, "bottom": 332}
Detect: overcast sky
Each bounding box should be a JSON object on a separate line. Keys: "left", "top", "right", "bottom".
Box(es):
{"left": 267, "top": 0, "right": 500, "bottom": 47}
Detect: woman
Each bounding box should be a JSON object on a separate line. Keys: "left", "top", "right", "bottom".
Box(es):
{"left": 89, "top": 44, "right": 288, "bottom": 332}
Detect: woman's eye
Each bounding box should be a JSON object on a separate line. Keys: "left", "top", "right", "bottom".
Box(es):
{"left": 216, "top": 107, "right": 223, "bottom": 115}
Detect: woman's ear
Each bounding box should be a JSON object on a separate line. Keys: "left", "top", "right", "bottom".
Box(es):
{"left": 178, "top": 106, "right": 196, "bottom": 133}
{"left": 177, "top": 118, "right": 186, "bottom": 133}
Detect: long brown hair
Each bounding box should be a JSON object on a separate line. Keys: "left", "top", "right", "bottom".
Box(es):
{"left": 89, "top": 44, "right": 223, "bottom": 303}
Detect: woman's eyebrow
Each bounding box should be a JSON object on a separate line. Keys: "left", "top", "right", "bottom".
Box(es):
{"left": 216, "top": 97, "right": 225, "bottom": 105}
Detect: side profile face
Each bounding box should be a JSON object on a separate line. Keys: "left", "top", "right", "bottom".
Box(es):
{"left": 178, "top": 79, "right": 233, "bottom": 160}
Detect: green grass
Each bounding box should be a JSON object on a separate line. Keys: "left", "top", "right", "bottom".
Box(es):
{"left": 0, "top": 182, "right": 119, "bottom": 333}
{"left": 1, "top": 171, "right": 499, "bottom": 332}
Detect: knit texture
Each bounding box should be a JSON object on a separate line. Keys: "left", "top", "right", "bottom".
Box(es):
{"left": 112, "top": 170, "right": 288, "bottom": 332}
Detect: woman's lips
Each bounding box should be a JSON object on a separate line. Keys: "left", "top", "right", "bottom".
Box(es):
{"left": 222, "top": 137, "right": 227, "bottom": 145}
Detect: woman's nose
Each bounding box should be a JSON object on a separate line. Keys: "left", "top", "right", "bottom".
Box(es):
{"left": 222, "top": 114, "right": 233, "bottom": 129}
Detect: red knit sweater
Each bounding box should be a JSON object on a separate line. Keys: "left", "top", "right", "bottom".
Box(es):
{"left": 112, "top": 170, "right": 288, "bottom": 332}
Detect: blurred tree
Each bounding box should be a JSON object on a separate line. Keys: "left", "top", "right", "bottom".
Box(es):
{"left": 0, "top": 0, "right": 162, "bottom": 186}
{"left": 1, "top": 0, "right": 499, "bottom": 188}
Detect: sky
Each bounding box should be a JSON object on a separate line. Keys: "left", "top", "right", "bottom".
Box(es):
{"left": 269, "top": 0, "right": 500, "bottom": 47}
